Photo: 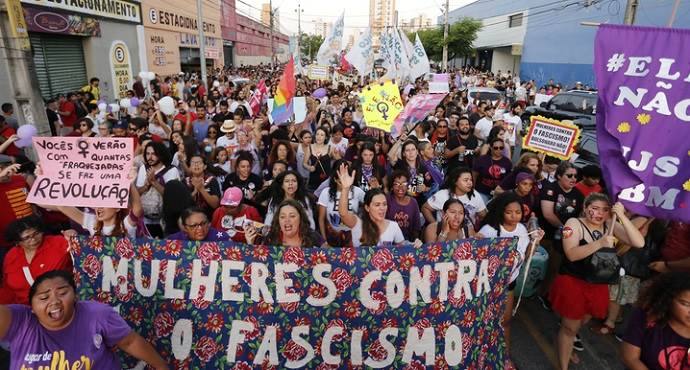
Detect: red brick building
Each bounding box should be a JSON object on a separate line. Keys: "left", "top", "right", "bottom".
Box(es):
{"left": 220, "top": 0, "right": 289, "bottom": 67}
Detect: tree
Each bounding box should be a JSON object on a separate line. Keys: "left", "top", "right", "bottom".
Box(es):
{"left": 414, "top": 18, "right": 481, "bottom": 62}
{"left": 299, "top": 34, "right": 324, "bottom": 63}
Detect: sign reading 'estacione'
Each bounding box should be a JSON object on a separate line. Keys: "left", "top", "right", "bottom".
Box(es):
{"left": 21, "top": 0, "right": 141, "bottom": 23}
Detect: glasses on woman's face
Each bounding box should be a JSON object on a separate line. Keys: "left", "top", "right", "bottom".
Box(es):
{"left": 564, "top": 173, "right": 577, "bottom": 179}
{"left": 437, "top": 125, "right": 448, "bottom": 129}
{"left": 393, "top": 181, "right": 408, "bottom": 188}
{"left": 80, "top": 124, "right": 88, "bottom": 128}
{"left": 185, "top": 220, "right": 209, "bottom": 229}
{"left": 20, "top": 230, "right": 43, "bottom": 243}
{"left": 492, "top": 145, "right": 505, "bottom": 150}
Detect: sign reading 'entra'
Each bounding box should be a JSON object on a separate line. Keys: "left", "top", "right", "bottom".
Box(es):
{"left": 27, "top": 137, "right": 134, "bottom": 208}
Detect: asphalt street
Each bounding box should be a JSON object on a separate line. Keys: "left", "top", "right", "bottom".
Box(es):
{"left": 511, "top": 297, "right": 625, "bottom": 370}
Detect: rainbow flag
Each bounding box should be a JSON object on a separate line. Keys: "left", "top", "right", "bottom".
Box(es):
{"left": 271, "top": 57, "right": 296, "bottom": 124}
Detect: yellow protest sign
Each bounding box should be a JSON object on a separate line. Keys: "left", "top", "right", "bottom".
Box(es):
{"left": 359, "top": 81, "right": 403, "bottom": 132}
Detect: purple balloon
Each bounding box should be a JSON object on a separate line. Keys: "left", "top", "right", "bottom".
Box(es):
{"left": 130, "top": 97, "right": 140, "bottom": 107}
{"left": 15, "top": 137, "right": 32, "bottom": 148}
{"left": 312, "top": 88, "right": 327, "bottom": 99}
{"left": 15, "top": 124, "right": 37, "bottom": 148}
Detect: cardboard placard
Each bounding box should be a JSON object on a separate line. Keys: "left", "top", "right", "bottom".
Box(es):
{"left": 27, "top": 137, "right": 134, "bottom": 208}
{"left": 522, "top": 116, "right": 580, "bottom": 160}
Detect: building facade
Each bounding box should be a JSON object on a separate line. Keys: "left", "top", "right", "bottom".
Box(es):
{"left": 220, "top": 0, "right": 289, "bottom": 66}
{"left": 401, "top": 14, "right": 433, "bottom": 33}
{"left": 369, "top": 0, "right": 396, "bottom": 49}
{"left": 445, "top": 0, "right": 690, "bottom": 87}
{"left": 141, "top": 0, "right": 224, "bottom": 76}
{"left": 17, "top": 0, "right": 142, "bottom": 101}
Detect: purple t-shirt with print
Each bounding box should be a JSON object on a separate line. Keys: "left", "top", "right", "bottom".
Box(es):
{"left": 385, "top": 194, "right": 420, "bottom": 242}
{"left": 3, "top": 301, "right": 131, "bottom": 370}
{"left": 623, "top": 307, "right": 690, "bottom": 370}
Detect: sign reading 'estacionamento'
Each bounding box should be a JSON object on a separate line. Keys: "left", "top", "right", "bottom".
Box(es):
{"left": 72, "top": 237, "right": 518, "bottom": 368}
{"left": 27, "top": 137, "right": 134, "bottom": 209}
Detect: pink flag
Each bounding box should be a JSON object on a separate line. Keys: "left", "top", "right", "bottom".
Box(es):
{"left": 249, "top": 79, "right": 267, "bottom": 117}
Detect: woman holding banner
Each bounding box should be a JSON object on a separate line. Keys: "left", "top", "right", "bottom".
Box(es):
{"left": 550, "top": 194, "right": 643, "bottom": 369}
{"left": 245, "top": 199, "right": 323, "bottom": 248}
{"left": 476, "top": 192, "right": 544, "bottom": 356}
{"left": 0, "top": 270, "right": 168, "bottom": 369}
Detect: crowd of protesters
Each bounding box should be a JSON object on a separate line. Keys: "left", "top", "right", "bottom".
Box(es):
{"left": 0, "top": 64, "right": 688, "bottom": 370}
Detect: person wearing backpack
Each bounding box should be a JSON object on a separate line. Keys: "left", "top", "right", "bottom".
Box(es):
{"left": 136, "top": 141, "right": 180, "bottom": 237}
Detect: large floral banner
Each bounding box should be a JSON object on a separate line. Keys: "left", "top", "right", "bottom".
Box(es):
{"left": 72, "top": 237, "right": 517, "bottom": 369}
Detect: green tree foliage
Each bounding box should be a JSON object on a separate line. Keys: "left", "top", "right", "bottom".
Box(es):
{"left": 299, "top": 34, "right": 324, "bottom": 63}
{"left": 412, "top": 18, "right": 482, "bottom": 62}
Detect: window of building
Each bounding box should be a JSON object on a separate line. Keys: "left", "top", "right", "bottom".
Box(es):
{"left": 509, "top": 13, "right": 523, "bottom": 28}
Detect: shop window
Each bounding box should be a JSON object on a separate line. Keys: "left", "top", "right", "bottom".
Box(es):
{"left": 509, "top": 13, "right": 523, "bottom": 28}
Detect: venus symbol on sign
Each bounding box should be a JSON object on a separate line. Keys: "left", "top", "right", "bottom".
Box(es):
{"left": 77, "top": 140, "right": 90, "bottom": 159}
{"left": 377, "top": 102, "right": 390, "bottom": 120}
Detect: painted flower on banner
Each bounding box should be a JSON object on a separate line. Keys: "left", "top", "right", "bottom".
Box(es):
{"left": 371, "top": 249, "right": 395, "bottom": 271}
{"left": 282, "top": 339, "right": 308, "bottom": 362}
{"left": 453, "top": 241, "right": 472, "bottom": 260}
{"left": 399, "top": 253, "right": 416, "bottom": 270}
{"left": 225, "top": 246, "right": 243, "bottom": 261}
{"left": 82, "top": 254, "right": 101, "bottom": 279}
{"left": 204, "top": 312, "right": 225, "bottom": 333}
{"left": 197, "top": 242, "right": 221, "bottom": 265}
{"left": 253, "top": 244, "right": 269, "bottom": 261}
{"left": 368, "top": 291, "right": 388, "bottom": 315}
{"left": 404, "top": 359, "right": 426, "bottom": 370}
{"left": 87, "top": 237, "right": 104, "bottom": 252}
{"left": 233, "top": 362, "right": 252, "bottom": 370}
{"left": 194, "top": 336, "right": 221, "bottom": 363}
{"left": 339, "top": 247, "right": 356, "bottom": 265}
{"left": 282, "top": 246, "right": 305, "bottom": 266}
{"left": 153, "top": 312, "right": 175, "bottom": 337}
{"left": 115, "top": 238, "right": 134, "bottom": 258}
{"left": 137, "top": 243, "right": 153, "bottom": 261}
{"left": 331, "top": 267, "right": 355, "bottom": 292}
{"left": 163, "top": 239, "right": 182, "bottom": 257}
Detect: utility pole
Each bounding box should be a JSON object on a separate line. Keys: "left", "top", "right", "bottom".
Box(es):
{"left": 623, "top": 0, "right": 638, "bottom": 25}
{"left": 196, "top": 0, "right": 207, "bottom": 85}
{"left": 269, "top": 0, "right": 275, "bottom": 70}
{"left": 295, "top": 1, "right": 303, "bottom": 63}
{"left": 668, "top": 0, "right": 681, "bottom": 27}
{"left": 0, "top": 2, "right": 50, "bottom": 139}
{"left": 442, "top": 0, "right": 449, "bottom": 72}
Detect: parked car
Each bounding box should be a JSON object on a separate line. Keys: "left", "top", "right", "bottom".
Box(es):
{"left": 467, "top": 87, "right": 504, "bottom": 106}
{"left": 572, "top": 130, "right": 598, "bottom": 169}
{"left": 522, "top": 90, "right": 598, "bottom": 131}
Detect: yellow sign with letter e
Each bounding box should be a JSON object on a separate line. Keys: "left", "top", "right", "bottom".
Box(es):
{"left": 359, "top": 81, "right": 403, "bottom": 132}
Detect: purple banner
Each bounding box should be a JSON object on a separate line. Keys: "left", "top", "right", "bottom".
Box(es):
{"left": 23, "top": 4, "right": 101, "bottom": 37}
{"left": 594, "top": 24, "right": 690, "bottom": 222}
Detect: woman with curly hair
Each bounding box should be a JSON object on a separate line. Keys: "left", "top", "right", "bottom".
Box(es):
{"left": 622, "top": 271, "right": 690, "bottom": 370}
{"left": 245, "top": 199, "right": 323, "bottom": 248}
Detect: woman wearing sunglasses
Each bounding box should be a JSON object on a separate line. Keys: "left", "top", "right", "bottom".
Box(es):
{"left": 472, "top": 136, "right": 513, "bottom": 205}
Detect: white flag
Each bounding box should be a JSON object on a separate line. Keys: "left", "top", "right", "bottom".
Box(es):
{"left": 316, "top": 12, "right": 345, "bottom": 66}
{"left": 391, "top": 27, "right": 412, "bottom": 84}
{"left": 289, "top": 36, "right": 304, "bottom": 76}
{"left": 409, "top": 33, "right": 431, "bottom": 80}
{"left": 399, "top": 29, "right": 415, "bottom": 63}
{"left": 345, "top": 28, "right": 373, "bottom": 77}
{"left": 379, "top": 29, "right": 396, "bottom": 80}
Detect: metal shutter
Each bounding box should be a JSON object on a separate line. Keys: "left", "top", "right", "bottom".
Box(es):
{"left": 30, "top": 34, "right": 87, "bottom": 100}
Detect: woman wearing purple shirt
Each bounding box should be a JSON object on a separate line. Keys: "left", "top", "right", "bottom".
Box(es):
{"left": 0, "top": 270, "right": 167, "bottom": 370}
{"left": 168, "top": 206, "right": 230, "bottom": 242}
{"left": 385, "top": 170, "right": 421, "bottom": 242}
{"left": 622, "top": 272, "right": 690, "bottom": 370}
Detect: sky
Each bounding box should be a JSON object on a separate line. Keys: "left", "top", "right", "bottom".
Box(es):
{"left": 237, "top": 0, "right": 478, "bottom": 39}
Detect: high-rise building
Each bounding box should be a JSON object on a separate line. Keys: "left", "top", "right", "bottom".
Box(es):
{"left": 313, "top": 18, "right": 332, "bottom": 38}
{"left": 401, "top": 14, "right": 434, "bottom": 33}
{"left": 369, "top": 0, "right": 396, "bottom": 49}
{"left": 261, "top": 3, "right": 279, "bottom": 30}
